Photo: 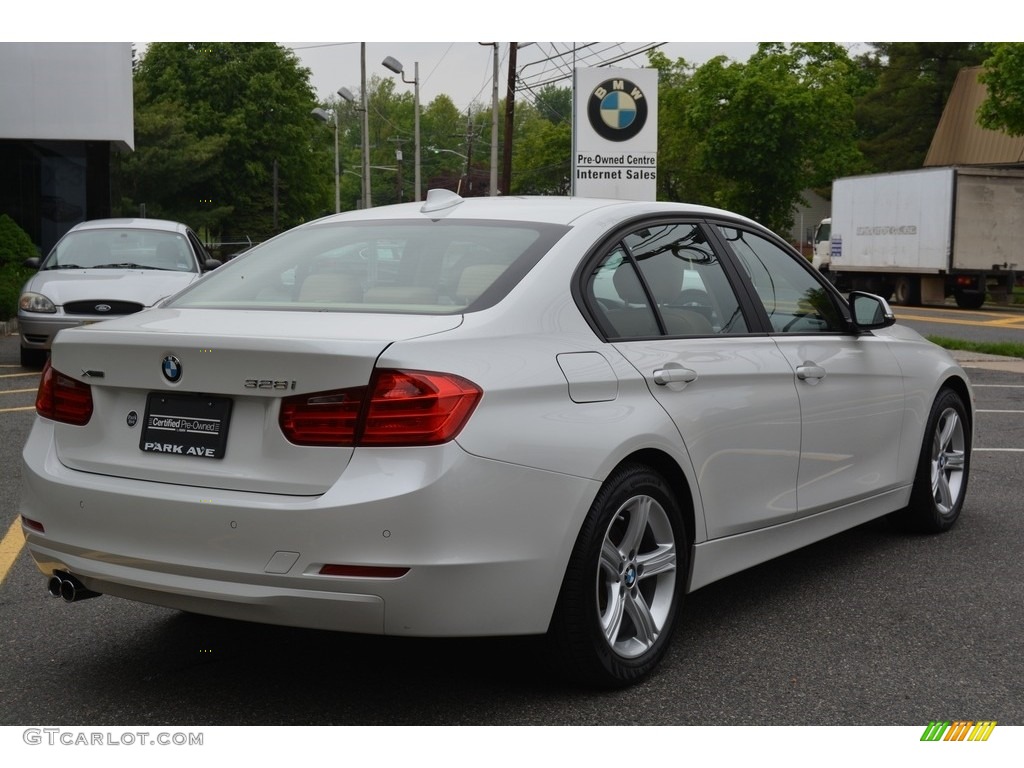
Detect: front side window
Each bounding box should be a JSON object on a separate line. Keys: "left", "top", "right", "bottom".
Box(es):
{"left": 718, "top": 226, "right": 845, "bottom": 334}
{"left": 586, "top": 222, "right": 749, "bottom": 339}
{"left": 168, "top": 220, "right": 568, "bottom": 314}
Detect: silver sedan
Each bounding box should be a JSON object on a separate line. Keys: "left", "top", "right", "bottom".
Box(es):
{"left": 20, "top": 191, "right": 972, "bottom": 687}
{"left": 18, "top": 218, "right": 220, "bottom": 367}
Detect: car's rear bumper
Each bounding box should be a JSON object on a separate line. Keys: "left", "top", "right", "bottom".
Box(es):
{"left": 20, "top": 418, "right": 597, "bottom": 637}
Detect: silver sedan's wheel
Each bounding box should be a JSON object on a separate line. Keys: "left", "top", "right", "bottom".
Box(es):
{"left": 550, "top": 464, "right": 688, "bottom": 688}
{"left": 597, "top": 493, "right": 677, "bottom": 659}
{"left": 890, "top": 389, "right": 971, "bottom": 533}
{"left": 929, "top": 405, "right": 967, "bottom": 516}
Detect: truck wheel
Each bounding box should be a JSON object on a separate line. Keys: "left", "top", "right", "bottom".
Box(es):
{"left": 892, "top": 276, "right": 920, "bottom": 306}
{"left": 953, "top": 290, "right": 985, "bottom": 310}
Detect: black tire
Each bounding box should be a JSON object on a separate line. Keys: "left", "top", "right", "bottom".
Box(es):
{"left": 548, "top": 463, "right": 688, "bottom": 688}
{"left": 953, "top": 289, "right": 986, "bottom": 310}
{"left": 889, "top": 389, "right": 971, "bottom": 533}
{"left": 893, "top": 276, "right": 920, "bottom": 306}
{"left": 20, "top": 346, "right": 47, "bottom": 369}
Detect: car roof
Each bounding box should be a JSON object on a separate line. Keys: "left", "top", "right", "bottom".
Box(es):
{"left": 67, "top": 218, "right": 192, "bottom": 234}
{"left": 307, "top": 191, "right": 761, "bottom": 230}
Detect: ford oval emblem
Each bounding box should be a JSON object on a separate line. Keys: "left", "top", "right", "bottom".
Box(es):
{"left": 161, "top": 355, "right": 182, "bottom": 383}
{"left": 95, "top": 303, "right": 112, "bottom": 313}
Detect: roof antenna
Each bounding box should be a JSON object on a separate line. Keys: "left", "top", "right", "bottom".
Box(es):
{"left": 420, "top": 189, "right": 464, "bottom": 215}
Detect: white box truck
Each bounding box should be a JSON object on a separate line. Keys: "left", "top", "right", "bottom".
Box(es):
{"left": 812, "top": 166, "right": 1022, "bottom": 308}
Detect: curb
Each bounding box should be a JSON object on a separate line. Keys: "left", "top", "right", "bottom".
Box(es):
{"left": 950, "top": 349, "right": 1024, "bottom": 374}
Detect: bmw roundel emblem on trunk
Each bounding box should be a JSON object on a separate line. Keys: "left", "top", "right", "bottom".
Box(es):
{"left": 161, "top": 355, "right": 182, "bottom": 383}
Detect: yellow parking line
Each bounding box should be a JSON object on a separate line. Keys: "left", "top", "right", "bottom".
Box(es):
{"left": 0, "top": 372, "right": 40, "bottom": 379}
{"left": 0, "top": 516, "right": 26, "bottom": 586}
{"left": 894, "top": 310, "right": 1024, "bottom": 328}
{"left": 0, "top": 406, "right": 36, "bottom": 413}
{"left": 1, "top": 388, "right": 37, "bottom": 395}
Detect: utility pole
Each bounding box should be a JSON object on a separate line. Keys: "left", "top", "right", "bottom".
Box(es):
{"left": 501, "top": 43, "right": 518, "bottom": 196}
{"left": 390, "top": 137, "right": 406, "bottom": 201}
{"left": 361, "top": 43, "right": 372, "bottom": 209}
{"left": 478, "top": 42, "right": 500, "bottom": 196}
{"left": 464, "top": 110, "right": 475, "bottom": 195}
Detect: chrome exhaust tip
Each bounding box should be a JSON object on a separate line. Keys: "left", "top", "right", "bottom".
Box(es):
{"left": 47, "top": 571, "right": 102, "bottom": 602}
{"left": 47, "top": 575, "right": 64, "bottom": 598}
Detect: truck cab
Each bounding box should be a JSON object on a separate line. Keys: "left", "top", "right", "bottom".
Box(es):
{"left": 811, "top": 217, "right": 831, "bottom": 271}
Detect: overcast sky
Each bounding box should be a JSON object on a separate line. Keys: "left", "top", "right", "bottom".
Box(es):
{"left": 27, "top": 0, "right": 986, "bottom": 112}
{"left": 286, "top": 42, "right": 772, "bottom": 112}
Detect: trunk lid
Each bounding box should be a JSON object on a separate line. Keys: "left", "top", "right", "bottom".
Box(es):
{"left": 48, "top": 308, "right": 463, "bottom": 495}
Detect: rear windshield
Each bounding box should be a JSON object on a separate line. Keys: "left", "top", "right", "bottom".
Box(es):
{"left": 167, "top": 219, "right": 569, "bottom": 314}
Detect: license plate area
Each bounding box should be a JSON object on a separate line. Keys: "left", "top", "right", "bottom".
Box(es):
{"left": 140, "top": 393, "right": 232, "bottom": 459}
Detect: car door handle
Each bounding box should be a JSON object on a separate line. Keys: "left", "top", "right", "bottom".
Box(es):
{"left": 653, "top": 367, "right": 698, "bottom": 386}
{"left": 796, "top": 363, "right": 827, "bottom": 382}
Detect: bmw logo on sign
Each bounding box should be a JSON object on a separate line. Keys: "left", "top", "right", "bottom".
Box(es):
{"left": 588, "top": 78, "right": 648, "bottom": 142}
{"left": 161, "top": 355, "right": 182, "bottom": 383}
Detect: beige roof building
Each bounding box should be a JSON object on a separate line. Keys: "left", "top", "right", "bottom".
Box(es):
{"left": 924, "top": 65, "right": 1024, "bottom": 167}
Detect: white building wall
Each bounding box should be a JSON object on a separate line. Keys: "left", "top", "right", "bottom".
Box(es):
{"left": 0, "top": 42, "right": 134, "bottom": 149}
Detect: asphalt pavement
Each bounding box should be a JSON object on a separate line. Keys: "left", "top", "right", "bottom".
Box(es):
{"left": 1, "top": 329, "right": 1022, "bottom": 730}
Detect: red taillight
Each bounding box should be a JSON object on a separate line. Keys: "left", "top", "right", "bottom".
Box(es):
{"left": 279, "top": 369, "right": 482, "bottom": 447}
{"left": 35, "top": 360, "right": 93, "bottom": 426}
{"left": 361, "top": 370, "right": 482, "bottom": 446}
{"left": 279, "top": 385, "right": 365, "bottom": 446}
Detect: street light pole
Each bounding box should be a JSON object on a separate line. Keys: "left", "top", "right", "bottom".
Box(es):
{"left": 311, "top": 107, "right": 340, "bottom": 213}
{"left": 361, "top": 44, "right": 372, "bottom": 208}
{"left": 382, "top": 55, "right": 421, "bottom": 202}
{"left": 338, "top": 84, "right": 371, "bottom": 210}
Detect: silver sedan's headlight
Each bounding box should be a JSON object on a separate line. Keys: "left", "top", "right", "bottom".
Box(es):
{"left": 19, "top": 292, "right": 57, "bottom": 313}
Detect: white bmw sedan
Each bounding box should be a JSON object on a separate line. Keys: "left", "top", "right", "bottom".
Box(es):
{"left": 20, "top": 191, "right": 972, "bottom": 687}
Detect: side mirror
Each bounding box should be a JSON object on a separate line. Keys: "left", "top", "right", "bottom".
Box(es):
{"left": 202, "top": 258, "right": 223, "bottom": 271}
{"left": 849, "top": 291, "right": 895, "bottom": 330}
{"left": 23, "top": 257, "right": 40, "bottom": 269}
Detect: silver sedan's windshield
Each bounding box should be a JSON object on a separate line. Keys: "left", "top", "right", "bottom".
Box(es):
{"left": 43, "top": 229, "right": 198, "bottom": 273}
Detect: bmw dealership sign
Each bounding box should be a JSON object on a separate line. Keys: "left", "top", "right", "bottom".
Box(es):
{"left": 573, "top": 67, "right": 658, "bottom": 200}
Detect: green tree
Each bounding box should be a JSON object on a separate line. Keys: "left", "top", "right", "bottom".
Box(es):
{"left": 533, "top": 84, "right": 573, "bottom": 125}
{"left": 420, "top": 94, "right": 473, "bottom": 193}
{"left": 115, "top": 43, "right": 327, "bottom": 244}
{"left": 664, "top": 43, "right": 865, "bottom": 233}
{"left": 649, "top": 49, "right": 704, "bottom": 204}
{"left": 854, "top": 43, "right": 992, "bottom": 171}
{"left": 978, "top": 43, "right": 1024, "bottom": 136}
{"left": 511, "top": 107, "right": 572, "bottom": 194}
{"left": 0, "top": 214, "right": 38, "bottom": 320}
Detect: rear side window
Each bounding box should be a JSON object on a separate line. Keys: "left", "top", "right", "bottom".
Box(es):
{"left": 168, "top": 220, "right": 568, "bottom": 314}
{"left": 585, "top": 221, "right": 750, "bottom": 338}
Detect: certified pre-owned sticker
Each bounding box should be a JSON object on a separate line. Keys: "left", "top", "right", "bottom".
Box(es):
{"left": 140, "top": 393, "right": 232, "bottom": 459}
